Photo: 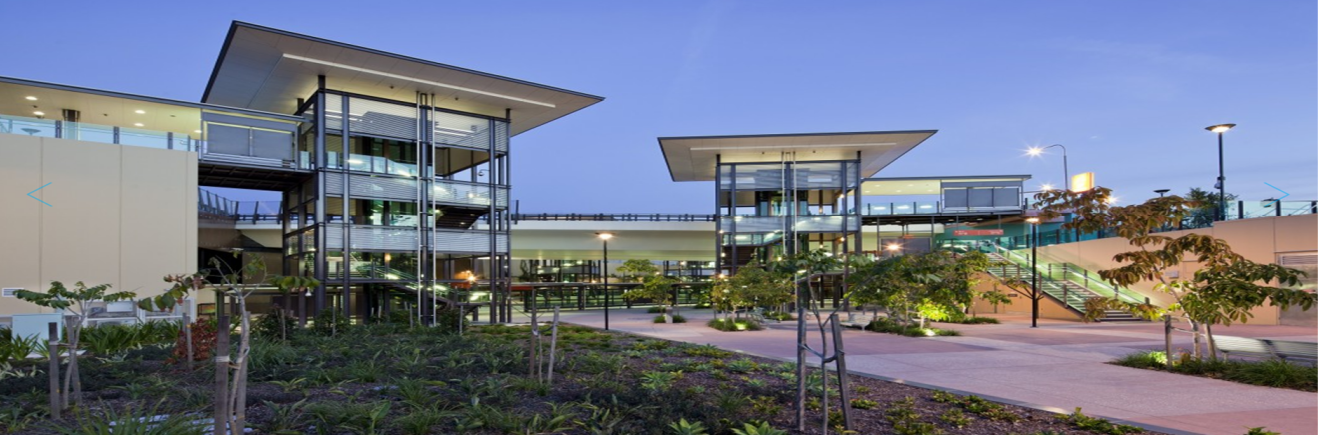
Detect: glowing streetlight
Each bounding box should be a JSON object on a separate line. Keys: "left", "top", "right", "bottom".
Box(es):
{"left": 1205, "top": 123, "right": 1235, "bottom": 221}
{"left": 1027, "top": 144, "right": 1071, "bottom": 191}
{"left": 596, "top": 232, "right": 614, "bottom": 330}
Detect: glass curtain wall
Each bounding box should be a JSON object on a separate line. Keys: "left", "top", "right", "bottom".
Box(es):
{"left": 288, "top": 88, "right": 514, "bottom": 324}
{"left": 714, "top": 155, "right": 861, "bottom": 275}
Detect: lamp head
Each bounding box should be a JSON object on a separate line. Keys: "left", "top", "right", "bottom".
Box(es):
{"left": 885, "top": 243, "right": 902, "bottom": 251}
{"left": 596, "top": 232, "right": 614, "bottom": 241}
{"left": 1026, "top": 147, "right": 1043, "bottom": 156}
{"left": 1025, "top": 217, "right": 1041, "bottom": 224}
{"left": 1206, "top": 124, "right": 1236, "bottom": 133}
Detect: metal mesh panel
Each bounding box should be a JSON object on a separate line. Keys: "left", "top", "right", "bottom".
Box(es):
{"left": 719, "top": 216, "right": 784, "bottom": 233}
{"left": 494, "top": 121, "right": 509, "bottom": 153}
{"left": 432, "top": 230, "right": 508, "bottom": 254}
{"left": 326, "top": 226, "right": 419, "bottom": 251}
{"left": 794, "top": 216, "right": 858, "bottom": 233}
{"left": 793, "top": 162, "right": 846, "bottom": 189}
{"left": 324, "top": 96, "right": 343, "bottom": 131}
{"left": 432, "top": 111, "right": 491, "bottom": 150}
{"left": 718, "top": 164, "right": 784, "bottom": 191}
{"left": 206, "top": 124, "right": 249, "bottom": 155}
{"left": 431, "top": 181, "right": 509, "bottom": 208}
{"left": 251, "top": 129, "right": 294, "bottom": 160}
{"left": 348, "top": 174, "right": 419, "bottom": 201}
{"left": 350, "top": 97, "right": 418, "bottom": 140}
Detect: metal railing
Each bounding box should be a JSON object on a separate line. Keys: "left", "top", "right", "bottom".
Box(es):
{"left": 2, "top": 113, "right": 195, "bottom": 150}
{"left": 513, "top": 213, "right": 715, "bottom": 222}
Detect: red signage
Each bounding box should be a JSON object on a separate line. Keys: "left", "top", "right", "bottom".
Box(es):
{"left": 952, "top": 229, "right": 1004, "bottom": 236}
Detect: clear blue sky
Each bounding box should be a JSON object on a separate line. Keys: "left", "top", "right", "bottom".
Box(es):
{"left": 4, "top": 1, "right": 1314, "bottom": 213}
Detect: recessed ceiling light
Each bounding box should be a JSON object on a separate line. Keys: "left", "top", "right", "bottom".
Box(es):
{"left": 134, "top": 110, "right": 146, "bottom": 114}
{"left": 134, "top": 123, "right": 144, "bottom": 127}
{"left": 33, "top": 111, "right": 45, "bottom": 116}
{"left": 194, "top": 129, "right": 202, "bottom": 133}
{"left": 24, "top": 96, "right": 37, "bottom": 101}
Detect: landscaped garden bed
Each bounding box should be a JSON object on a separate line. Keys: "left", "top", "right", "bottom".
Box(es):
{"left": 2, "top": 319, "right": 1159, "bottom": 434}
{"left": 1112, "top": 350, "right": 1317, "bottom": 392}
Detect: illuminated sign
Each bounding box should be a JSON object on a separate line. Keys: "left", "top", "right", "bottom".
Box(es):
{"left": 1072, "top": 172, "right": 1095, "bottom": 192}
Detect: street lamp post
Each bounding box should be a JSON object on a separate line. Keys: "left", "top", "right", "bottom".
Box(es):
{"left": 1025, "top": 217, "right": 1040, "bottom": 328}
{"left": 1154, "top": 189, "right": 1170, "bottom": 198}
{"left": 596, "top": 232, "right": 614, "bottom": 330}
{"left": 1205, "top": 124, "right": 1235, "bottom": 221}
{"left": 1028, "top": 144, "right": 1070, "bottom": 191}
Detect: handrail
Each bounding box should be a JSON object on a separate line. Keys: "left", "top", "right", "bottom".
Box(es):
{"left": 513, "top": 213, "right": 715, "bottom": 222}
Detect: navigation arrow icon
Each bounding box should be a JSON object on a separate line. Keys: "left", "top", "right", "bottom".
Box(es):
{"left": 27, "top": 182, "right": 52, "bottom": 207}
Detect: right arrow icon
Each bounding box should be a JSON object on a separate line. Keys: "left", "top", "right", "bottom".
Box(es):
{"left": 1264, "top": 182, "right": 1289, "bottom": 209}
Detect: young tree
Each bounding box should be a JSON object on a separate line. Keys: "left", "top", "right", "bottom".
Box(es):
{"left": 1035, "top": 187, "right": 1313, "bottom": 359}
{"left": 710, "top": 265, "right": 793, "bottom": 321}
{"left": 141, "top": 251, "right": 283, "bottom": 433}
{"left": 266, "top": 275, "right": 320, "bottom": 341}
{"left": 15, "top": 282, "right": 136, "bottom": 410}
{"left": 615, "top": 259, "right": 659, "bottom": 283}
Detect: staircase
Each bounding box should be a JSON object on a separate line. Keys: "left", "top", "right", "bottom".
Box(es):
{"left": 353, "top": 264, "right": 491, "bottom": 307}
{"left": 983, "top": 251, "right": 1144, "bottom": 322}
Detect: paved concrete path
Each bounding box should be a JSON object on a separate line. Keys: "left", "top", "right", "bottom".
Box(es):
{"left": 533, "top": 308, "right": 1316, "bottom": 435}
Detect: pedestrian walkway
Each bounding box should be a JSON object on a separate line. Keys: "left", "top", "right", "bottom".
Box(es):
{"left": 540, "top": 307, "right": 1317, "bottom": 435}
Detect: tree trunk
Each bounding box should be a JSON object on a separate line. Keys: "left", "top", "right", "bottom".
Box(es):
{"left": 1205, "top": 323, "right": 1218, "bottom": 360}
{"left": 232, "top": 311, "right": 251, "bottom": 432}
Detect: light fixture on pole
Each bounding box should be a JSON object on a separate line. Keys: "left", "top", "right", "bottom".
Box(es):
{"left": 1027, "top": 144, "right": 1070, "bottom": 191}
{"left": 596, "top": 232, "right": 614, "bottom": 331}
{"left": 1205, "top": 124, "right": 1235, "bottom": 221}
{"left": 1024, "top": 217, "right": 1041, "bottom": 328}
{"left": 1154, "top": 189, "right": 1170, "bottom": 198}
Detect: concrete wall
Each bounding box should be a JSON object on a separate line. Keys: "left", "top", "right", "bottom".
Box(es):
{"left": 1036, "top": 214, "right": 1317, "bottom": 325}
{"left": 0, "top": 135, "right": 197, "bottom": 315}
{"left": 969, "top": 272, "right": 1082, "bottom": 321}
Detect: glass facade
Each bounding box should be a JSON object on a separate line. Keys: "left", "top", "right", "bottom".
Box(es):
{"left": 715, "top": 158, "right": 862, "bottom": 274}
{"left": 283, "top": 89, "right": 515, "bottom": 323}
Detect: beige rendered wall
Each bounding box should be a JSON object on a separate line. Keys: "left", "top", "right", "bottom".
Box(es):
{"left": 1035, "top": 214, "right": 1317, "bottom": 325}
{"left": 0, "top": 135, "right": 197, "bottom": 316}
{"left": 969, "top": 273, "right": 1082, "bottom": 321}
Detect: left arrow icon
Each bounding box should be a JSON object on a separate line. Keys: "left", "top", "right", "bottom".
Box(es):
{"left": 28, "top": 182, "right": 52, "bottom": 207}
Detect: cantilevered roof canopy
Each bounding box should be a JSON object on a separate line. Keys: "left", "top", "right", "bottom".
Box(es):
{"left": 860, "top": 175, "right": 1031, "bottom": 196}
{"left": 658, "top": 130, "right": 937, "bottom": 182}
{"left": 202, "top": 22, "right": 603, "bottom": 136}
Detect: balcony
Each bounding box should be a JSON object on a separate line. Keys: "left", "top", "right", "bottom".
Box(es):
{"left": 324, "top": 224, "right": 508, "bottom": 254}
{"left": 2, "top": 114, "right": 194, "bottom": 150}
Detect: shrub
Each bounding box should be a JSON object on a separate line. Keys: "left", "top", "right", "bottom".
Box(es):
{"left": 1112, "top": 351, "right": 1316, "bottom": 391}
{"left": 252, "top": 309, "right": 298, "bottom": 339}
{"left": 864, "top": 317, "right": 959, "bottom": 337}
{"left": 730, "top": 421, "right": 788, "bottom": 435}
{"left": 672, "top": 314, "right": 687, "bottom": 323}
{"left": 669, "top": 418, "right": 710, "bottom": 435}
{"left": 310, "top": 309, "right": 351, "bottom": 336}
{"left": 682, "top": 344, "right": 733, "bottom": 358}
{"left": 1057, "top": 407, "right": 1143, "bottom": 434}
{"left": 433, "top": 307, "right": 469, "bottom": 334}
{"left": 653, "top": 315, "right": 668, "bottom": 323}
{"left": 707, "top": 318, "right": 763, "bottom": 332}
{"left": 170, "top": 320, "right": 218, "bottom": 364}
{"left": 850, "top": 398, "right": 879, "bottom": 409}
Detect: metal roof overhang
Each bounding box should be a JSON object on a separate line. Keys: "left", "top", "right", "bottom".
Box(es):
{"left": 860, "top": 175, "right": 1032, "bottom": 196}
{"left": 201, "top": 22, "right": 603, "bottom": 136}
{"left": 657, "top": 130, "right": 937, "bottom": 182}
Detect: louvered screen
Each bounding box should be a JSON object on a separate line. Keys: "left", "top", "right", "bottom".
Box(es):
{"left": 432, "top": 111, "right": 491, "bottom": 150}
{"left": 431, "top": 182, "right": 509, "bottom": 208}
{"left": 794, "top": 162, "right": 845, "bottom": 189}
{"left": 333, "top": 226, "right": 419, "bottom": 251}
{"left": 719, "top": 216, "right": 784, "bottom": 233}
{"left": 719, "top": 164, "right": 785, "bottom": 191}
{"left": 494, "top": 121, "right": 509, "bottom": 153}
{"left": 434, "top": 231, "right": 508, "bottom": 255}
{"left": 348, "top": 174, "right": 419, "bottom": 201}
{"left": 1280, "top": 253, "right": 1318, "bottom": 266}
{"left": 350, "top": 97, "right": 418, "bottom": 140}
{"left": 324, "top": 96, "right": 343, "bottom": 131}
{"left": 794, "top": 216, "right": 858, "bottom": 233}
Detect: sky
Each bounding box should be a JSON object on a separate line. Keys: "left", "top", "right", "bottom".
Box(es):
{"left": 3, "top": 1, "right": 1314, "bottom": 213}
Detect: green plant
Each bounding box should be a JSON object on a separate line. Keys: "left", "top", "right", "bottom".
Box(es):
{"left": 338, "top": 401, "right": 391, "bottom": 435}
{"left": 849, "top": 398, "right": 878, "bottom": 409}
{"left": 1057, "top": 407, "right": 1143, "bottom": 434}
{"left": 1243, "top": 427, "right": 1280, "bottom": 435}
{"left": 0, "top": 406, "right": 46, "bottom": 434}
{"left": 396, "top": 409, "right": 448, "bottom": 435}
{"left": 729, "top": 421, "right": 788, "bottom": 435}
{"left": 641, "top": 370, "right": 681, "bottom": 393}
{"left": 671, "top": 314, "right": 687, "bottom": 323}
{"left": 15, "top": 281, "right": 136, "bottom": 410}
{"left": 55, "top": 402, "right": 203, "bottom": 435}
{"left": 706, "top": 318, "right": 764, "bottom": 332}
{"left": 727, "top": 359, "right": 759, "bottom": 373}
{"left": 0, "top": 330, "right": 41, "bottom": 364}
{"left": 852, "top": 385, "right": 870, "bottom": 395}
{"left": 938, "top": 409, "right": 970, "bottom": 428}
{"left": 959, "top": 395, "right": 1020, "bottom": 422}
{"left": 262, "top": 399, "right": 308, "bottom": 434}
{"left": 311, "top": 309, "right": 352, "bottom": 336}
{"left": 669, "top": 418, "right": 709, "bottom": 435}
{"left": 682, "top": 344, "right": 733, "bottom": 358}
{"left": 749, "top": 395, "right": 782, "bottom": 416}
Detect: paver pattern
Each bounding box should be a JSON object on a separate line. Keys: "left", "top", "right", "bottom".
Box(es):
{"left": 536, "top": 308, "right": 1316, "bottom": 435}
